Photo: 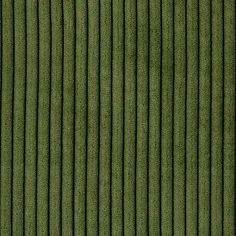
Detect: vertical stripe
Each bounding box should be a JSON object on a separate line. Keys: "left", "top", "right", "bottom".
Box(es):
{"left": 136, "top": 0, "right": 149, "bottom": 234}
{"left": 99, "top": 0, "right": 112, "bottom": 234}
{"left": 87, "top": 0, "right": 100, "bottom": 234}
{"left": 211, "top": 0, "right": 224, "bottom": 234}
{"left": 149, "top": 0, "right": 161, "bottom": 234}
{"left": 25, "top": 0, "right": 38, "bottom": 234}
{"left": 186, "top": 0, "right": 199, "bottom": 234}
{"left": 12, "top": 0, "right": 26, "bottom": 234}
{"left": 50, "top": 0, "right": 63, "bottom": 234}
{"left": 173, "top": 0, "right": 187, "bottom": 234}
{"left": 62, "top": 0, "right": 75, "bottom": 234}
{"left": 199, "top": 0, "right": 211, "bottom": 235}
{"left": 124, "top": 0, "right": 137, "bottom": 234}
{"left": 161, "top": 0, "right": 174, "bottom": 234}
{"left": 74, "top": 0, "right": 87, "bottom": 235}
{"left": 37, "top": 0, "right": 50, "bottom": 234}
{"left": 1, "top": 0, "right": 14, "bottom": 234}
{"left": 223, "top": 0, "right": 235, "bottom": 235}
{"left": 0, "top": 1, "right": 235, "bottom": 235}
{"left": 111, "top": 0, "right": 124, "bottom": 235}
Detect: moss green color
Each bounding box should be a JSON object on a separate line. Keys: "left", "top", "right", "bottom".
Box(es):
{"left": 0, "top": 0, "right": 235, "bottom": 235}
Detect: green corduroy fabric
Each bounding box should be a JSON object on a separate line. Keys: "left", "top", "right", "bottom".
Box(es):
{"left": 0, "top": 0, "right": 235, "bottom": 235}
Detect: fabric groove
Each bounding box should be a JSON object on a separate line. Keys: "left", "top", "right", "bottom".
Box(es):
{"left": 0, "top": 0, "right": 235, "bottom": 235}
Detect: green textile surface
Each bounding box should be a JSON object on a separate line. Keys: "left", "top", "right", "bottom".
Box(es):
{"left": 0, "top": 0, "right": 235, "bottom": 235}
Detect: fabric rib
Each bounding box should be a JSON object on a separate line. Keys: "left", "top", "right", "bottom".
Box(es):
{"left": 0, "top": 0, "right": 235, "bottom": 235}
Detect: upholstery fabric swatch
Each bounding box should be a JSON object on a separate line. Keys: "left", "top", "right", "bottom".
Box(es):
{"left": 0, "top": 0, "right": 235, "bottom": 235}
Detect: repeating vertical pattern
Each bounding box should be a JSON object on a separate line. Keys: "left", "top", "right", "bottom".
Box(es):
{"left": 0, "top": 0, "right": 235, "bottom": 235}
{"left": 199, "top": 0, "right": 211, "bottom": 235}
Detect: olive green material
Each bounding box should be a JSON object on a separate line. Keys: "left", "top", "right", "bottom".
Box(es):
{"left": 0, "top": 0, "right": 235, "bottom": 235}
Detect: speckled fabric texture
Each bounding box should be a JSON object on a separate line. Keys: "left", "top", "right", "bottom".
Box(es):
{"left": 0, "top": 0, "right": 235, "bottom": 235}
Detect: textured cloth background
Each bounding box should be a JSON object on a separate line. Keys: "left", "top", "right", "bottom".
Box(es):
{"left": 0, "top": 0, "right": 235, "bottom": 235}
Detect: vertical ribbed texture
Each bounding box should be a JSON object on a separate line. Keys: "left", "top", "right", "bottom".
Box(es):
{"left": 0, "top": 0, "right": 235, "bottom": 235}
